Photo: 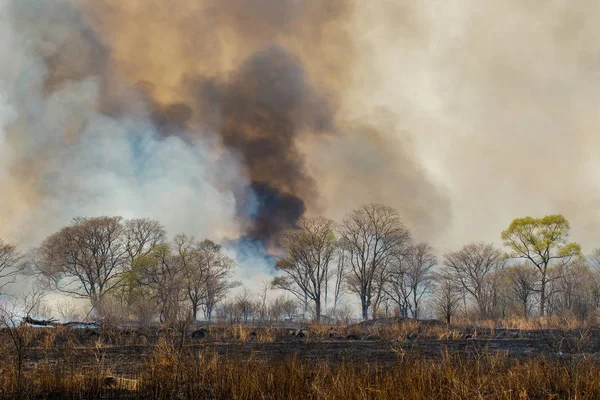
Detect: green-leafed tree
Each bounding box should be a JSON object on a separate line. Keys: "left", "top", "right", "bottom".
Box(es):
{"left": 501, "top": 214, "right": 582, "bottom": 316}
{"left": 132, "top": 243, "right": 186, "bottom": 324}
{"left": 126, "top": 236, "right": 238, "bottom": 324}
{"left": 34, "top": 217, "right": 166, "bottom": 309}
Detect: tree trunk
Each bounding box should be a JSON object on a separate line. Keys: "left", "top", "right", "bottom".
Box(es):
{"left": 206, "top": 305, "right": 213, "bottom": 322}
{"left": 362, "top": 302, "right": 369, "bottom": 320}
{"left": 540, "top": 273, "right": 547, "bottom": 317}
{"left": 304, "top": 293, "right": 308, "bottom": 319}
{"left": 333, "top": 297, "right": 338, "bottom": 315}
{"left": 412, "top": 290, "right": 419, "bottom": 320}
{"left": 192, "top": 303, "right": 198, "bottom": 322}
{"left": 413, "top": 297, "right": 419, "bottom": 320}
{"left": 324, "top": 279, "right": 328, "bottom": 316}
{"left": 315, "top": 300, "right": 321, "bottom": 323}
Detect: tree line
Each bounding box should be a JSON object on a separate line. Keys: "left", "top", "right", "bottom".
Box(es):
{"left": 274, "top": 209, "right": 588, "bottom": 323}
{"left": 0, "top": 206, "right": 597, "bottom": 325}
{"left": 1, "top": 217, "right": 238, "bottom": 325}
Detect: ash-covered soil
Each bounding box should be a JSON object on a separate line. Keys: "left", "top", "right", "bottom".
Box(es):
{"left": 14, "top": 326, "right": 600, "bottom": 378}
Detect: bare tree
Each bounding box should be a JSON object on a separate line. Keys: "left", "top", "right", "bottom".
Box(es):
{"left": 269, "top": 295, "right": 285, "bottom": 322}
{"left": 333, "top": 302, "right": 355, "bottom": 325}
{"left": 405, "top": 243, "right": 436, "bottom": 319}
{"left": 384, "top": 243, "right": 436, "bottom": 320}
{"left": 34, "top": 217, "right": 166, "bottom": 309}
{"left": 272, "top": 217, "right": 337, "bottom": 322}
{"left": 95, "top": 294, "right": 130, "bottom": 327}
{"left": 124, "top": 218, "right": 167, "bottom": 264}
{"left": 432, "top": 271, "right": 462, "bottom": 325}
{"left": 256, "top": 280, "right": 271, "bottom": 322}
{"left": 54, "top": 298, "right": 81, "bottom": 322}
{"left": 269, "top": 295, "right": 297, "bottom": 322}
{"left": 551, "top": 260, "right": 594, "bottom": 319}
{"left": 35, "top": 217, "right": 129, "bottom": 307}
{"left": 171, "top": 308, "right": 194, "bottom": 351}
{"left": 331, "top": 242, "right": 347, "bottom": 314}
{"left": 443, "top": 242, "right": 504, "bottom": 319}
{"left": 0, "top": 239, "right": 26, "bottom": 294}
{"left": 281, "top": 297, "right": 298, "bottom": 320}
{"left": 215, "top": 299, "right": 237, "bottom": 323}
{"left": 384, "top": 258, "right": 412, "bottom": 318}
{"left": 587, "top": 257, "right": 600, "bottom": 311}
{"left": 172, "top": 235, "right": 199, "bottom": 319}
{"left": 339, "top": 204, "right": 411, "bottom": 319}
{"left": 234, "top": 289, "right": 255, "bottom": 323}
{"left": 203, "top": 275, "right": 240, "bottom": 322}
{"left": 0, "top": 290, "right": 45, "bottom": 390}
{"left": 370, "top": 263, "right": 392, "bottom": 319}
{"left": 188, "top": 239, "right": 236, "bottom": 321}
{"left": 506, "top": 264, "right": 538, "bottom": 318}
{"left": 485, "top": 269, "right": 511, "bottom": 319}
{"left": 590, "top": 249, "right": 600, "bottom": 272}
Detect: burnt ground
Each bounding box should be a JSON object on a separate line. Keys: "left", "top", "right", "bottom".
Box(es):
{"left": 14, "top": 327, "right": 600, "bottom": 378}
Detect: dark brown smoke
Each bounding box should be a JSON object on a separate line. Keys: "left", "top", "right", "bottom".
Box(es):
{"left": 77, "top": 0, "right": 355, "bottom": 245}
{"left": 183, "top": 45, "right": 331, "bottom": 242}
{"left": 137, "top": 44, "right": 336, "bottom": 244}
{"left": 1, "top": 0, "right": 451, "bottom": 252}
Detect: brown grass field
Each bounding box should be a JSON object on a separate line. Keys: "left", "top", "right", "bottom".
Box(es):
{"left": 2, "top": 318, "right": 600, "bottom": 399}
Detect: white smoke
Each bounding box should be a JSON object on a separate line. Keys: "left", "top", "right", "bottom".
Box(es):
{"left": 0, "top": 0, "right": 290, "bottom": 306}
{"left": 0, "top": 0, "right": 244, "bottom": 248}
{"left": 342, "top": 0, "right": 600, "bottom": 252}
{"left": 5, "top": 0, "right": 600, "bottom": 312}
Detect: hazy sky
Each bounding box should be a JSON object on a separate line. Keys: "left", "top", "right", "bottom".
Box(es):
{"left": 1, "top": 0, "right": 600, "bottom": 265}
{"left": 343, "top": 0, "right": 600, "bottom": 253}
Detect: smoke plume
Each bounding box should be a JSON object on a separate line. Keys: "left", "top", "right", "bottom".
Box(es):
{"left": 3, "top": 0, "right": 600, "bottom": 311}
{"left": 0, "top": 0, "right": 449, "bottom": 255}
{"left": 186, "top": 45, "right": 330, "bottom": 242}
{"left": 0, "top": 0, "right": 243, "bottom": 246}
{"left": 78, "top": 0, "right": 354, "bottom": 245}
{"left": 348, "top": 0, "right": 600, "bottom": 251}
{"left": 14, "top": 0, "right": 600, "bottom": 270}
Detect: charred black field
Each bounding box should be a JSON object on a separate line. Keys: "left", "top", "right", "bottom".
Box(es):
{"left": 3, "top": 319, "right": 600, "bottom": 399}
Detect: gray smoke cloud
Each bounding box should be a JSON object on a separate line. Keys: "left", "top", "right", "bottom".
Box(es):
{"left": 0, "top": 0, "right": 243, "bottom": 247}
{"left": 4, "top": 0, "right": 598, "bottom": 302}
{"left": 347, "top": 0, "right": 600, "bottom": 251}
{"left": 0, "top": 0, "right": 450, "bottom": 256}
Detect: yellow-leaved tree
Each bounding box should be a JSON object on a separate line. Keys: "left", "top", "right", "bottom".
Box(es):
{"left": 501, "top": 214, "right": 582, "bottom": 316}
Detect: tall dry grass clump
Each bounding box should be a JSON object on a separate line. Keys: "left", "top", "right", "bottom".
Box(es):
{"left": 133, "top": 349, "right": 600, "bottom": 400}
{"left": 2, "top": 344, "right": 600, "bottom": 399}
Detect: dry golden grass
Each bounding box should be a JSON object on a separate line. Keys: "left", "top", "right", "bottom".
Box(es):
{"left": 203, "top": 323, "right": 282, "bottom": 343}
{"left": 452, "top": 315, "right": 598, "bottom": 332}
{"left": 2, "top": 343, "right": 600, "bottom": 399}
{"left": 2, "top": 318, "right": 600, "bottom": 399}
